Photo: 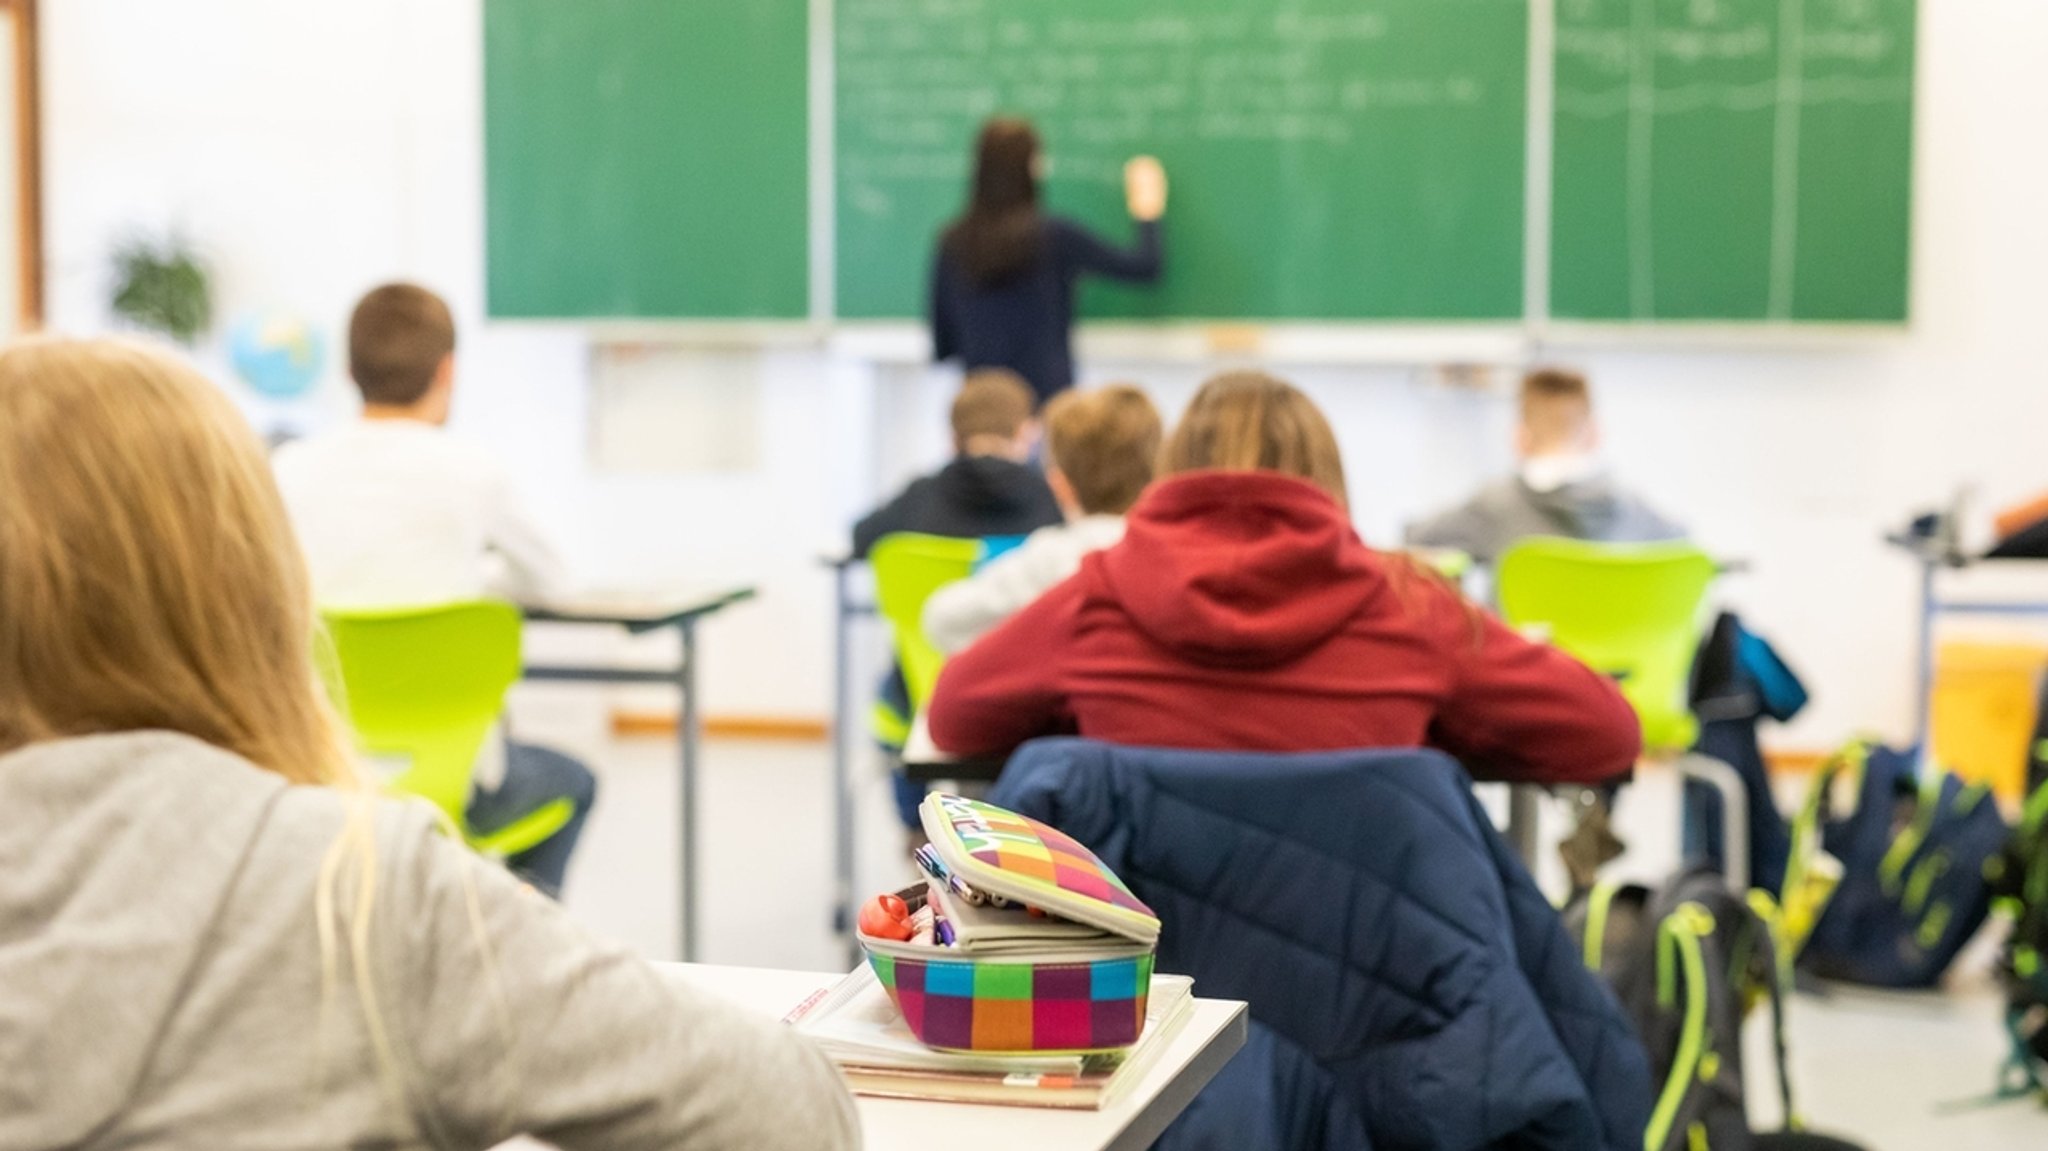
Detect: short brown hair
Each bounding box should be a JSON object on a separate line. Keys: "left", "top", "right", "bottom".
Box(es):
{"left": 1043, "top": 384, "right": 1162, "bottom": 515}
{"left": 348, "top": 283, "right": 456, "bottom": 406}
{"left": 1520, "top": 367, "right": 1593, "bottom": 449}
{"left": 1160, "top": 371, "right": 1348, "bottom": 508}
{"left": 950, "top": 370, "right": 1036, "bottom": 449}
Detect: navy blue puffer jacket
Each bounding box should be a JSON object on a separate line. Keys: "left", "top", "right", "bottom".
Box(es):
{"left": 990, "top": 740, "right": 1651, "bottom": 1151}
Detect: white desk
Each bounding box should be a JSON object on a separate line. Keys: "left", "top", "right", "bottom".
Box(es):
{"left": 522, "top": 585, "right": 757, "bottom": 961}
{"left": 902, "top": 710, "right": 1009, "bottom": 781}
{"left": 662, "top": 963, "right": 1248, "bottom": 1151}
{"left": 903, "top": 710, "right": 943, "bottom": 767}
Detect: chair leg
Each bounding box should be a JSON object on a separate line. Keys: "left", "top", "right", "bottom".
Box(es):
{"left": 1676, "top": 752, "right": 1751, "bottom": 892}
{"left": 1506, "top": 784, "right": 1542, "bottom": 865}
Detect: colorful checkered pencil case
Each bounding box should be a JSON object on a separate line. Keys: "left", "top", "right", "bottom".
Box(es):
{"left": 854, "top": 793, "right": 1161, "bottom": 1055}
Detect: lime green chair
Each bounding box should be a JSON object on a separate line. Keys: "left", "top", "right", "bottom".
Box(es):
{"left": 867, "top": 533, "right": 985, "bottom": 744}
{"left": 319, "top": 601, "right": 574, "bottom": 858}
{"left": 1496, "top": 538, "right": 1717, "bottom": 753}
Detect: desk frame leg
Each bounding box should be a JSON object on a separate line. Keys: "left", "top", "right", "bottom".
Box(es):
{"left": 1913, "top": 556, "right": 1936, "bottom": 769}
{"left": 679, "top": 620, "right": 701, "bottom": 963}
{"left": 1506, "top": 785, "right": 1541, "bottom": 866}
{"left": 832, "top": 563, "right": 857, "bottom": 968}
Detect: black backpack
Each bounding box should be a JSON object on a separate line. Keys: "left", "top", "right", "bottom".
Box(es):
{"left": 1793, "top": 739, "right": 2008, "bottom": 988}
{"left": 1986, "top": 779, "right": 2048, "bottom": 1100}
{"left": 1565, "top": 868, "right": 1794, "bottom": 1151}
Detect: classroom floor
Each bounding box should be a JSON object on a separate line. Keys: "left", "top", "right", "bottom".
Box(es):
{"left": 508, "top": 692, "right": 2048, "bottom": 1150}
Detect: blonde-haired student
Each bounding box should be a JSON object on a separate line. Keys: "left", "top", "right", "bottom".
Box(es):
{"left": 928, "top": 370, "right": 1641, "bottom": 784}
{"left": 923, "top": 383, "right": 1162, "bottom": 654}
{"left": 0, "top": 338, "right": 856, "bottom": 1150}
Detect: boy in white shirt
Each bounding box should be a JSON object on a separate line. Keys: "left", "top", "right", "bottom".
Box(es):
{"left": 274, "top": 283, "right": 593, "bottom": 895}
{"left": 924, "top": 384, "right": 1162, "bottom": 654}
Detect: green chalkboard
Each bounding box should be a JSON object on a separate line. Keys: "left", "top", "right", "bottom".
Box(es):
{"left": 835, "top": 0, "right": 1531, "bottom": 321}
{"left": 1550, "top": 0, "right": 1915, "bottom": 322}
{"left": 484, "top": 0, "right": 810, "bottom": 320}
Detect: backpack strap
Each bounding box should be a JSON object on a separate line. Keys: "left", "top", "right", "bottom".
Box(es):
{"left": 1647, "top": 903, "right": 1717, "bottom": 1151}
{"left": 2024, "top": 772, "right": 2048, "bottom": 839}
{"left": 1746, "top": 890, "right": 1802, "bottom": 1132}
{"left": 1780, "top": 740, "right": 1868, "bottom": 956}
{"left": 1877, "top": 775, "right": 1942, "bottom": 899}
{"left": 1785, "top": 742, "right": 1857, "bottom": 889}
{"left": 1582, "top": 878, "right": 1628, "bottom": 973}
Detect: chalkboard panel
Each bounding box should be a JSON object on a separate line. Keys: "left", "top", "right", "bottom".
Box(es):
{"left": 485, "top": 0, "right": 811, "bottom": 320}
{"left": 1550, "top": 0, "right": 1914, "bottom": 322}
{"left": 835, "top": 0, "right": 1531, "bottom": 321}
{"left": 479, "top": 1, "right": 1913, "bottom": 327}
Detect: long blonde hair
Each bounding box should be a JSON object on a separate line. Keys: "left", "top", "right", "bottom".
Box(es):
{"left": 1160, "top": 370, "right": 1350, "bottom": 507}
{"left": 0, "top": 337, "right": 356, "bottom": 781}
{"left": 0, "top": 338, "right": 477, "bottom": 1118}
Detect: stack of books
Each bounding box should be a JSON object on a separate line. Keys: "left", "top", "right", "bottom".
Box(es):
{"left": 787, "top": 966, "right": 1197, "bottom": 1109}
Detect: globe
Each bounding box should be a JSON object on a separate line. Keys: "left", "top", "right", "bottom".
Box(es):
{"left": 230, "top": 313, "right": 326, "bottom": 400}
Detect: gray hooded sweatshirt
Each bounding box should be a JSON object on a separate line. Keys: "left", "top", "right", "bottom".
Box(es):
{"left": 0, "top": 731, "right": 859, "bottom": 1151}
{"left": 1405, "top": 473, "right": 1686, "bottom": 566}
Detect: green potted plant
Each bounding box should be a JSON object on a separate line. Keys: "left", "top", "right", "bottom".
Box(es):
{"left": 110, "top": 234, "right": 213, "bottom": 345}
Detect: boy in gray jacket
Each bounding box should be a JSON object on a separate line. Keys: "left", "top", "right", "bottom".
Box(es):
{"left": 1407, "top": 367, "right": 1684, "bottom": 565}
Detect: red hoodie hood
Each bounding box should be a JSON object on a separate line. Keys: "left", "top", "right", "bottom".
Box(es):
{"left": 1096, "top": 471, "right": 1386, "bottom": 669}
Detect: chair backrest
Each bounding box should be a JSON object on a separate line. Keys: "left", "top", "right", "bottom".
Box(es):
{"left": 1496, "top": 538, "right": 1717, "bottom": 753}
{"left": 319, "top": 601, "right": 524, "bottom": 824}
{"left": 990, "top": 738, "right": 1653, "bottom": 1151}
{"left": 868, "top": 533, "right": 985, "bottom": 712}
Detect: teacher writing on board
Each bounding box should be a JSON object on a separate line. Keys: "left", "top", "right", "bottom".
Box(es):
{"left": 931, "top": 118, "right": 1168, "bottom": 406}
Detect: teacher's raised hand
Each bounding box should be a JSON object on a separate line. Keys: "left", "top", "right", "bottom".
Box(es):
{"left": 1125, "top": 156, "right": 1168, "bottom": 222}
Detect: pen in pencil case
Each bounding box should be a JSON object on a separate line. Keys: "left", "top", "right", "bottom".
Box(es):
{"left": 914, "top": 845, "right": 994, "bottom": 906}
{"left": 916, "top": 844, "right": 1030, "bottom": 911}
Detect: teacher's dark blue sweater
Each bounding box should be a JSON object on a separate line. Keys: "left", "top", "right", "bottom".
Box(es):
{"left": 930, "top": 217, "right": 1163, "bottom": 404}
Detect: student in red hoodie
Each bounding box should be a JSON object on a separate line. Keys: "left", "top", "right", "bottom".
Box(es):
{"left": 926, "top": 371, "right": 1642, "bottom": 785}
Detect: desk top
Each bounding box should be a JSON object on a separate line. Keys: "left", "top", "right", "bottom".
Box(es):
{"left": 903, "top": 712, "right": 950, "bottom": 767}
{"left": 900, "top": 712, "right": 1008, "bottom": 783}
{"left": 661, "top": 963, "right": 1246, "bottom": 1151}
{"left": 524, "top": 584, "right": 758, "bottom": 629}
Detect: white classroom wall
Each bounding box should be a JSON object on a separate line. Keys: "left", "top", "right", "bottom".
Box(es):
{"left": 38, "top": 0, "right": 2048, "bottom": 751}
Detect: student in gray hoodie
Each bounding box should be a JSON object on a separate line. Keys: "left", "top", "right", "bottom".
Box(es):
{"left": 0, "top": 338, "right": 858, "bottom": 1151}
{"left": 1406, "top": 367, "right": 1684, "bottom": 565}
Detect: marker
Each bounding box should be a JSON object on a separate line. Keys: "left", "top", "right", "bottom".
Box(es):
{"left": 916, "top": 846, "right": 985, "bottom": 905}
